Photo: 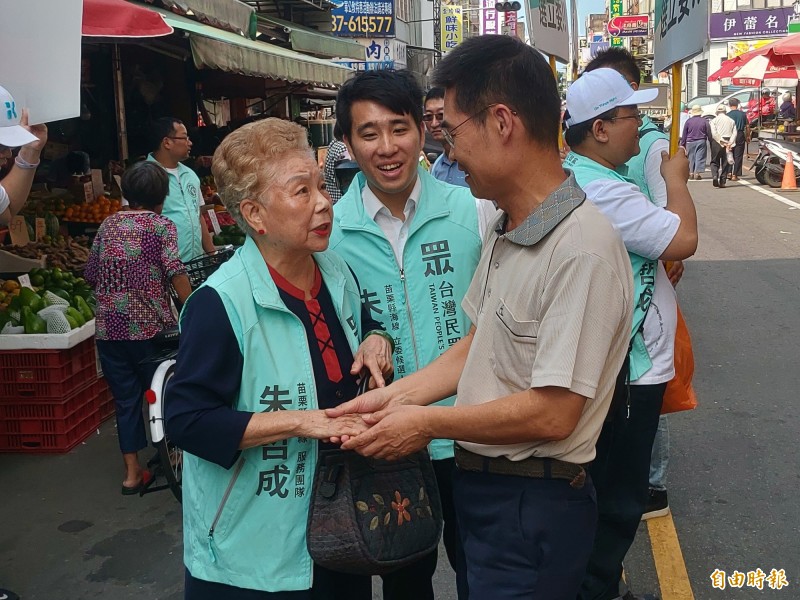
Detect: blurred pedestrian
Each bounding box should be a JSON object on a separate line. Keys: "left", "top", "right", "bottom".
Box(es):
{"left": 709, "top": 105, "right": 736, "bottom": 188}
{"left": 727, "top": 98, "right": 749, "bottom": 181}
{"left": 680, "top": 105, "right": 710, "bottom": 180}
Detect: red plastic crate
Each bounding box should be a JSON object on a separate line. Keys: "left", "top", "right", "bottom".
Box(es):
{"left": 96, "top": 378, "right": 115, "bottom": 422}
{"left": 0, "top": 409, "right": 100, "bottom": 453}
{"left": 0, "top": 338, "right": 98, "bottom": 400}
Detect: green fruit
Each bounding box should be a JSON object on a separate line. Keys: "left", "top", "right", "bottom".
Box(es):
{"left": 65, "top": 307, "right": 85, "bottom": 328}
{"left": 30, "top": 274, "right": 45, "bottom": 287}
{"left": 74, "top": 295, "right": 94, "bottom": 321}
{"left": 65, "top": 314, "right": 79, "bottom": 330}
{"left": 48, "top": 288, "right": 71, "bottom": 301}
{"left": 18, "top": 287, "right": 39, "bottom": 307}
{"left": 22, "top": 306, "right": 47, "bottom": 334}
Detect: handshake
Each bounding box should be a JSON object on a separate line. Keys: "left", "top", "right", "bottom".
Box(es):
{"left": 316, "top": 384, "right": 432, "bottom": 461}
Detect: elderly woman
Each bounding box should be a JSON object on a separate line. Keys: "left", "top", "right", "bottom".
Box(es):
{"left": 680, "top": 105, "right": 710, "bottom": 180}
{"left": 165, "top": 118, "right": 393, "bottom": 600}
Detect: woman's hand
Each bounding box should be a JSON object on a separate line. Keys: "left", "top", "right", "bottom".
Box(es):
{"left": 350, "top": 332, "right": 393, "bottom": 388}
{"left": 298, "top": 410, "right": 370, "bottom": 441}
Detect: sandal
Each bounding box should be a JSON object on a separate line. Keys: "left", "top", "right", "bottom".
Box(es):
{"left": 121, "top": 470, "right": 152, "bottom": 496}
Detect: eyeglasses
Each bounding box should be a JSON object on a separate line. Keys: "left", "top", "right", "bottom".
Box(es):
{"left": 167, "top": 136, "right": 190, "bottom": 141}
{"left": 442, "top": 103, "right": 518, "bottom": 148}
{"left": 605, "top": 113, "right": 644, "bottom": 126}
{"left": 422, "top": 112, "right": 444, "bottom": 123}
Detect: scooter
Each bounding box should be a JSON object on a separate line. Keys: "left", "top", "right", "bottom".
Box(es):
{"left": 752, "top": 137, "right": 800, "bottom": 187}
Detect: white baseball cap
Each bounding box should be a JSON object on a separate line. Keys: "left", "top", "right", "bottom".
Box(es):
{"left": 564, "top": 68, "right": 659, "bottom": 127}
{"left": 0, "top": 85, "right": 37, "bottom": 148}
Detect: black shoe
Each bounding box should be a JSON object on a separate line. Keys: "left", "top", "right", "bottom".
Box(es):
{"left": 712, "top": 178, "right": 719, "bottom": 187}
{"left": 642, "top": 488, "right": 670, "bottom": 520}
{"left": 719, "top": 180, "right": 726, "bottom": 188}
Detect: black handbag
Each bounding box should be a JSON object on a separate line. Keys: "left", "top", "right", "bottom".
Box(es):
{"left": 306, "top": 373, "right": 443, "bottom": 575}
{"left": 307, "top": 447, "right": 443, "bottom": 575}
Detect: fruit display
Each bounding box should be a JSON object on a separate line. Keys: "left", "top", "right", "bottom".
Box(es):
{"left": 63, "top": 195, "right": 123, "bottom": 223}
{"left": 21, "top": 189, "right": 75, "bottom": 220}
{"left": 201, "top": 175, "right": 217, "bottom": 202}
{"left": 2, "top": 236, "right": 91, "bottom": 272}
{"left": 0, "top": 270, "right": 95, "bottom": 333}
{"left": 212, "top": 224, "right": 246, "bottom": 247}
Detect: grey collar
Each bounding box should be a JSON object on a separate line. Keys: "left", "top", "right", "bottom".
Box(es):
{"left": 497, "top": 170, "right": 586, "bottom": 246}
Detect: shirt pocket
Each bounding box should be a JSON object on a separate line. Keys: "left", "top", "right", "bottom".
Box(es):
{"left": 492, "top": 300, "right": 539, "bottom": 389}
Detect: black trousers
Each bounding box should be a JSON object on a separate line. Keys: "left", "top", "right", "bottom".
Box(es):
{"left": 578, "top": 383, "right": 667, "bottom": 600}
{"left": 710, "top": 138, "right": 732, "bottom": 184}
{"left": 381, "top": 457, "right": 460, "bottom": 600}
{"left": 733, "top": 130, "right": 746, "bottom": 176}
{"left": 185, "top": 564, "right": 371, "bottom": 600}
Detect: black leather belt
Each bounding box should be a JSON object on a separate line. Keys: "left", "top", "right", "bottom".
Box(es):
{"left": 454, "top": 444, "right": 587, "bottom": 489}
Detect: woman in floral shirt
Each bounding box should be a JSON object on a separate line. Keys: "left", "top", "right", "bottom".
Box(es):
{"left": 85, "top": 161, "right": 192, "bottom": 495}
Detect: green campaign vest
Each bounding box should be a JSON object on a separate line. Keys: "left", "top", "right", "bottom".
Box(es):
{"left": 625, "top": 116, "right": 668, "bottom": 205}
{"left": 330, "top": 169, "right": 483, "bottom": 460}
{"left": 180, "top": 237, "right": 363, "bottom": 592}
{"left": 146, "top": 154, "right": 204, "bottom": 262}
{"left": 563, "top": 153, "right": 655, "bottom": 380}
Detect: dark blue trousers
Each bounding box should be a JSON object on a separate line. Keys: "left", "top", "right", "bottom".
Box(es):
{"left": 454, "top": 467, "right": 597, "bottom": 600}
{"left": 96, "top": 339, "right": 158, "bottom": 454}
{"left": 578, "top": 383, "right": 666, "bottom": 600}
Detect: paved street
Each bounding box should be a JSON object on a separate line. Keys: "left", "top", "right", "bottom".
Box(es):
{"left": 2, "top": 168, "right": 799, "bottom": 599}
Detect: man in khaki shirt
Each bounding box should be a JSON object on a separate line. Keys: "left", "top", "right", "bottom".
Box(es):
{"left": 329, "top": 36, "right": 633, "bottom": 600}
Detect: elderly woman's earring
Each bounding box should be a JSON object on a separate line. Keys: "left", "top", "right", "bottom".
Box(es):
{"left": 258, "top": 229, "right": 265, "bottom": 235}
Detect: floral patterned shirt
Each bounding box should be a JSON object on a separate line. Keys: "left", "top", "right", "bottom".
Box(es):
{"left": 85, "top": 211, "right": 185, "bottom": 341}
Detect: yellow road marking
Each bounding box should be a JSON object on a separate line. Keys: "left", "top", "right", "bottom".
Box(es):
{"left": 647, "top": 513, "right": 695, "bottom": 600}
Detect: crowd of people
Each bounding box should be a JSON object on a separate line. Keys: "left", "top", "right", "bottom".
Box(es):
{"left": 0, "top": 34, "right": 700, "bottom": 600}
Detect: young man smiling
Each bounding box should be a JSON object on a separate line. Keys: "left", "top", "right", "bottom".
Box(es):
{"left": 329, "top": 69, "right": 497, "bottom": 600}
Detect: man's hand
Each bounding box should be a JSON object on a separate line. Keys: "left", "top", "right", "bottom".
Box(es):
{"left": 17, "top": 109, "right": 47, "bottom": 163}
{"left": 341, "top": 404, "right": 432, "bottom": 460}
{"left": 666, "top": 260, "right": 684, "bottom": 287}
{"left": 299, "top": 411, "right": 370, "bottom": 441}
{"left": 660, "top": 147, "right": 690, "bottom": 183}
{"left": 351, "top": 333, "right": 393, "bottom": 388}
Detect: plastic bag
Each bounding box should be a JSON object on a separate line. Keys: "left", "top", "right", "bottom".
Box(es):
{"left": 1, "top": 321, "right": 24, "bottom": 335}
{"left": 38, "top": 305, "right": 68, "bottom": 318}
{"left": 726, "top": 149, "right": 734, "bottom": 165}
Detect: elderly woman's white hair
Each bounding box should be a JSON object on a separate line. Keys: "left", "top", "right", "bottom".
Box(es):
{"left": 212, "top": 118, "right": 313, "bottom": 235}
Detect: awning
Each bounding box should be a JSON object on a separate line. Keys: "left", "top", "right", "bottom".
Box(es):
{"left": 256, "top": 15, "right": 365, "bottom": 61}
{"left": 82, "top": 0, "right": 173, "bottom": 38}
{"left": 151, "top": 0, "right": 254, "bottom": 36}
{"left": 145, "top": 5, "right": 353, "bottom": 87}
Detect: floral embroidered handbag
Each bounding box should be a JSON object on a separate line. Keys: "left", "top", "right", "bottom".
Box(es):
{"left": 306, "top": 447, "right": 444, "bottom": 575}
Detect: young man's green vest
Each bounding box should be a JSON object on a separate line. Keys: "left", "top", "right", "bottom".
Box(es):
{"left": 330, "top": 168, "right": 483, "bottom": 460}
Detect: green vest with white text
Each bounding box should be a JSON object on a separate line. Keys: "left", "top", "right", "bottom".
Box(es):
{"left": 625, "top": 116, "right": 668, "bottom": 205}
{"left": 563, "top": 153, "right": 655, "bottom": 380}
{"left": 180, "top": 237, "right": 362, "bottom": 592}
{"left": 329, "top": 169, "right": 483, "bottom": 460}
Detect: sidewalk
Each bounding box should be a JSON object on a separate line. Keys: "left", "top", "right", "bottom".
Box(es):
{"left": 0, "top": 420, "right": 184, "bottom": 600}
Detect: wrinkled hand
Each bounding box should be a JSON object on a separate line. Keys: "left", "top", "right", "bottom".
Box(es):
{"left": 341, "top": 404, "right": 431, "bottom": 460}
{"left": 660, "top": 147, "right": 690, "bottom": 183}
{"left": 351, "top": 333, "right": 393, "bottom": 388}
{"left": 325, "top": 385, "right": 397, "bottom": 445}
{"left": 666, "top": 260, "right": 684, "bottom": 287}
{"left": 303, "top": 410, "right": 370, "bottom": 441}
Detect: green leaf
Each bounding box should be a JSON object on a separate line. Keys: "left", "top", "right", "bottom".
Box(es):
{"left": 356, "top": 501, "right": 369, "bottom": 512}
{"left": 384, "top": 512, "right": 391, "bottom": 526}
{"left": 373, "top": 494, "right": 385, "bottom": 506}
{"left": 369, "top": 516, "right": 379, "bottom": 530}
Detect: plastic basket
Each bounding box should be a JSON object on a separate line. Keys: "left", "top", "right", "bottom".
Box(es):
{"left": 0, "top": 339, "right": 99, "bottom": 401}
{"left": 0, "top": 378, "right": 107, "bottom": 453}
{"left": 96, "top": 377, "right": 115, "bottom": 422}
{"left": 183, "top": 248, "right": 235, "bottom": 288}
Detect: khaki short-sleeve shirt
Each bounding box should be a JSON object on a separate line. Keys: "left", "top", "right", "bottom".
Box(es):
{"left": 456, "top": 173, "right": 633, "bottom": 464}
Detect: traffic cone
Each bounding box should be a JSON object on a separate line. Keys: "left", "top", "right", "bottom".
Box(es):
{"left": 781, "top": 151, "right": 797, "bottom": 190}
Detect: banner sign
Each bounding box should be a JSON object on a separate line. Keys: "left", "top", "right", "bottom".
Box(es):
{"left": 442, "top": 5, "right": 463, "bottom": 53}
{"left": 331, "top": 0, "right": 395, "bottom": 37}
{"left": 0, "top": 0, "right": 81, "bottom": 124}
{"left": 480, "top": 0, "right": 499, "bottom": 35}
{"left": 609, "top": 0, "right": 623, "bottom": 47}
{"left": 654, "top": 0, "right": 709, "bottom": 74}
{"left": 528, "top": 0, "right": 568, "bottom": 62}
{"left": 335, "top": 38, "right": 406, "bottom": 71}
{"left": 709, "top": 7, "right": 792, "bottom": 40}
{"left": 727, "top": 39, "right": 779, "bottom": 59}
{"left": 608, "top": 15, "right": 649, "bottom": 38}
{"left": 505, "top": 10, "right": 518, "bottom": 38}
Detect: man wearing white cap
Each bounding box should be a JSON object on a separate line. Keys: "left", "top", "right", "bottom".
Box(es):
{"left": 0, "top": 85, "right": 48, "bottom": 225}
{"left": 563, "top": 68, "right": 697, "bottom": 600}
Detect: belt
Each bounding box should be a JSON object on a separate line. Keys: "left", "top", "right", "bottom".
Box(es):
{"left": 454, "top": 445, "right": 587, "bottom": 489}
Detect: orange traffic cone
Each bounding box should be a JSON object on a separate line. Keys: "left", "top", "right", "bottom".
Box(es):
{"left": 781, "top": 151, "right": 797, "bottom": 190}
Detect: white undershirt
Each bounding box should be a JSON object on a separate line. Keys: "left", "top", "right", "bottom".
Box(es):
{"left": 361, "top": 176, "right": 498, "bottom": 267}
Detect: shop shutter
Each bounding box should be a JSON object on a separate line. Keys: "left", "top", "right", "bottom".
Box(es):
{"left": 697, "top": 60, "right": 708, "bottom": 96}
